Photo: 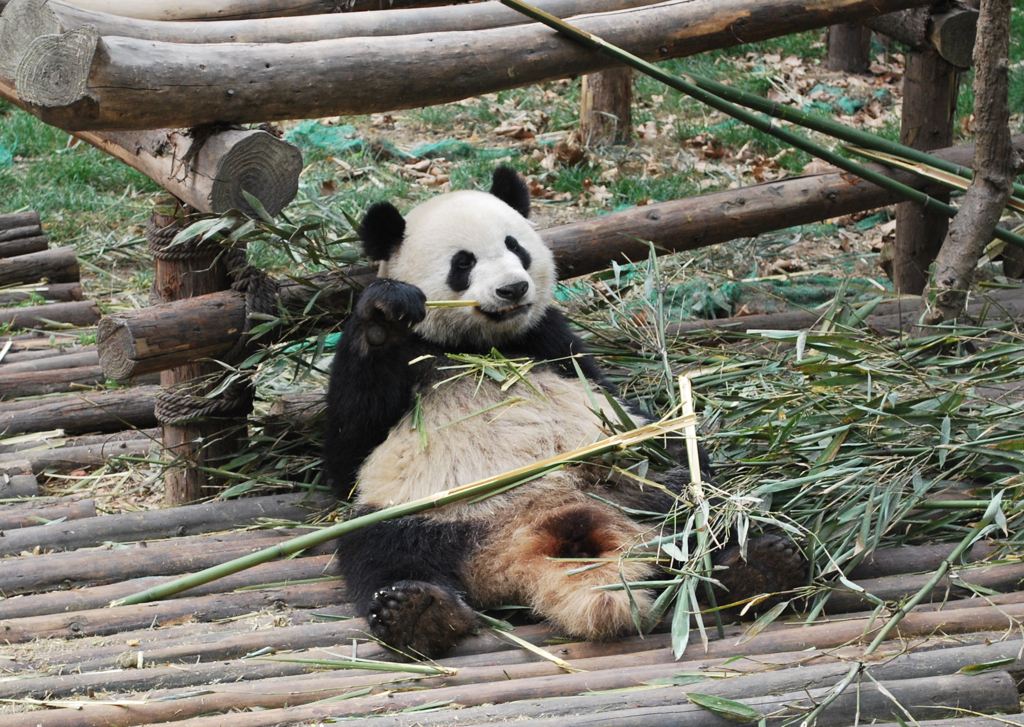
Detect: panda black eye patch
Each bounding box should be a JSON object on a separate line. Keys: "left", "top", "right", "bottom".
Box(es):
{"left": 505, "top": 236, "right": 531, "bottom": 270}
{"left": 447, "top": 250, "right": 476, "bottom": 292}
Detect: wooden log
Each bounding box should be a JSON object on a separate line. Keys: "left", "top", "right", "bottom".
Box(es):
{"left": 11, "top": 436, "right": 156, "bottom": 474}
{"left": 0, "top": 211, "right": 39, "bottom": 231}
{"left": 666, "top": 285, "right": 1024, "bottom": 336}
{"left": 0, "top": 80, "right": 301, "bottom": 217}
{"left": 0, "top": 385, "right": 157, "bottom": 436}
{"left": 0, "top": 492, "right": 329, "bottom": 557}
{"left": 544, "top": 136, "right": 1012, "bottom": 278}
{"left": 0, "top": 282, "right": 80, "bottom": 305}
{"left": 0, "top": 473, "right": 37, "bottom": 497}
{"left": 13, "top": 0, "right": 936, "bottom": 131}
{"left": 97, "top": 290, "right": 246, "bottom": 382}
{"left": 827, "top": 23, "right": 872, "bottom": 73}
{"left": 848, "top": 541, "right": 996, "bottom": 579}
{"left": 0, "top": 0, "right": 661, "bottom": 52}
{"left": 827, "top": 562, "right": 1024, "bottom": 613}
{"left": 0, "top": 528, "right": 315, "bottom": 594}
{"left": 0, "top": 343, "right": 89, "bottom": 365}
{"left": 0, "top": 246, "right": 77, "bottom": 286}
{"left": 869, "top": 717, "right": 1024, "bottom": 727}
{"left": 0, "top": 497, "right": 94, "bottom": 530}
{"left": 0, "top": 0, "right": 443, "bottom": 22}
{"left": 0, "top": 427, "right": 159, "bottom": 455}
{"left": 0, "top": 579, "right": 346, "bottom": 643}
{"left": 580, "top": 67, "right": 633, "bottom": 146}
{"left": 0, "top": 224, "right": 42, "bottom": 242}
{"left": 865, "top": 3, "right": 979, "bottom": 67}
{"left": 64, "top": 669, "right": 1013, "bottom": 727}
{"left": 267, "top": 391, "right": 327, "bottom": 426}
{"left": 0, "top": 553, "right": 335, "bottom": 619}
{"left": 95, "top": 138, "right": 996, "bottom": 381}
{"left": 0, "top": 299, "right": 100, "bottom": 330}
{"left": 0, "top": 234, "right": 47, "bottom": 258}
{"left": 0, "top": 365, "right": 107, "bottom": 399}
{"left": 0, "top": 347, "right": 97, "bottom": 373}
{"left": 890, "top": 49, "right": 960, "bottom": 294}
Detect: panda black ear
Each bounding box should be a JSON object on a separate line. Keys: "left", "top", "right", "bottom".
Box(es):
{"left": 359, "top": 202, "right": 406, "bottom": 261}
{"left": 489, "top": 165, "right": 531, "bottom": 219}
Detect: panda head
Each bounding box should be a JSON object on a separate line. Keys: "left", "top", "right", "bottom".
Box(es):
{"left": 358, "top": 166, "right": 556, "bottom": 348}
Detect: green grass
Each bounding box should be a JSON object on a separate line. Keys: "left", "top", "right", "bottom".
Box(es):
{"left": 0, "top": 100, "right": 158, "bottom": 247}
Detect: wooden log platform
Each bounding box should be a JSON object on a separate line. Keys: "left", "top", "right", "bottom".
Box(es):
{"left": 13, "top": 0, "right": 934, "bottom": 130}
{"left": 0, "top": 487, "right": 1020, "bottom": 727}
{"left": 0, "top": 299, "right": 100, "bottom": 330}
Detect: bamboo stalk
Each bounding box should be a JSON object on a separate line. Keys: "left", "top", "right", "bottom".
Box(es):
{"left": 113, "top": 413, "right": 695, "bottom": 607}
{"left": 497, "top": 0, "right": 1024, "bottom": 252}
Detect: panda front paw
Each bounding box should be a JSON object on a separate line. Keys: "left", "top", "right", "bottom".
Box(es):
{"left": 354, "top": 279, "right": 427, "bottom": 349}
{"left": 368, "top": 580, "right": 478, "bottom": 659}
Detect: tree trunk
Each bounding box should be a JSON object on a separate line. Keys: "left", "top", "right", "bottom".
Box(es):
{"left": 580, "top": 67, "right": 633, "bottom": 146}
{"left": 917, "top": 0, "right": 1020, "bottom": 328}
{"left": 891, "top": 50, "right": 960, "bottom": 294}
{"left": 827, "top": 23, "right": 873, "bottom": 73}
{"left": 13, "top": 0, "right": 936, "bottom": 131}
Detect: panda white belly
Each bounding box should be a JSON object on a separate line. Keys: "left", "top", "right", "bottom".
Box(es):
{"left": 356, "top": 368, "right": 634, "bottom": 517}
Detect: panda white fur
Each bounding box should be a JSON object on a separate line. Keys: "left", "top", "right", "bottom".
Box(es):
{"left": 324, "top": 167, "right": 803, "bottom": 658}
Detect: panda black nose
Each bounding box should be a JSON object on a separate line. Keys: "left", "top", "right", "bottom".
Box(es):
{"left": 496, "top": 281, "right": 529, "bottom": 302}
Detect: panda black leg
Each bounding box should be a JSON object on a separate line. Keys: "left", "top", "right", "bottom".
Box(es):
{"left": 369, "top": 580, "right": 478, "bottom": 659}
{"left": 709, "top": 534, "right": 807, "bottom": 611}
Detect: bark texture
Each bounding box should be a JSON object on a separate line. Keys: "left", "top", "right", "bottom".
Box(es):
{"left": 12, "top": 0, "right": 935, "bottom": 130}
{"left": 891, "top": 49, "right": 959, "bottom": 294}
{"left": 579, "top": 67, "right": 633, "bottom": 145}
{"left": 917, "top": 0, "right": 1021, "bottom": 328}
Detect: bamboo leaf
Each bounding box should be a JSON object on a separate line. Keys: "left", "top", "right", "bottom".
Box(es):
{"left": 958, "top": 658, "right": 1018, "bottom": 675}
{"left": 687, "top": 693, "right": 762, "bottom": 722}
{"left": 736, "top": 600, "right": 788, "bottom": 645}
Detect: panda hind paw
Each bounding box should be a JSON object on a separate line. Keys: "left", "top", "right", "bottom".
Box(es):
{"left": 710, "top": 534, "right": 806, "bottom": 613}
{"left": 368, "top": 580, "right": 478, "bottom": 659}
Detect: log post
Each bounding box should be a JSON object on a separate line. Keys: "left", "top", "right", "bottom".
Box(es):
{"left": 149, "top": 199, "right": 247, "bottom": 505}
{"left": 579, "top": 67, "right": 633, "bottom": 146}
{"left": 827, "top": 23, "right": 873, "bottom": 73}
{"left": 891, "top": 49, "right": 960, "bottom": 293}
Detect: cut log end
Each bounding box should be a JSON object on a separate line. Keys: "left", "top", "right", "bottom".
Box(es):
{"left": 930, "top": 8, "right": 979, "bottom": 69}
{"left": 17, "top": 24, "right": 100, "bottom": 109}
{"left": 95, "top": 315, "right": 138, "bottom": 382}
{"left": 209, "top": 130, "right": 303, "bottom": 217}
{"left": 0, "top": 0, "right": 61, "bottom": 80}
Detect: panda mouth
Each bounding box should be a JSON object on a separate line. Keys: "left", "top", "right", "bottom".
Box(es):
{"left": 479, "top": 303, "right": 530, "bottom": 321}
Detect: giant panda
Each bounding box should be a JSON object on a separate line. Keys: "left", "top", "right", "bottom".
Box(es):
{"left": 324, "top": 167, "right": 804, "bottom": 659}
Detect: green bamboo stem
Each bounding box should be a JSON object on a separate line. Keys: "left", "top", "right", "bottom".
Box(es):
{"left": 111, "top": 412, "right": 694, "bottom": 607}
{"left": 498, "top": 0, "right": 1024, "bottom": 252}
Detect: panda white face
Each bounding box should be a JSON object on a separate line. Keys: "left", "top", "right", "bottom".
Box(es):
{"left": 380, "top": 189, "right": 556, "bottom": 348}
